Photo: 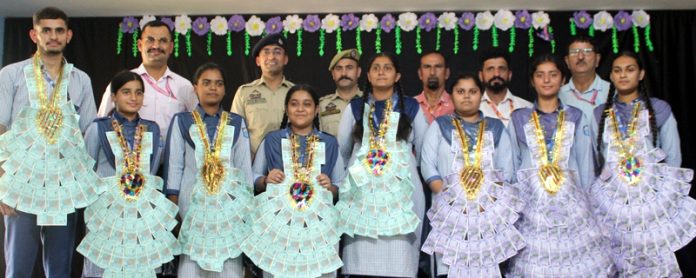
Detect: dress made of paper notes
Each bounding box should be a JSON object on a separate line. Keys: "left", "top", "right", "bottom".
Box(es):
{"left": 78, "top": 120, "right": 179, "bottom": 277}
{"left": 507, "top": 110, "right": 614, "bottom": 277}
{"left": 178, "top": 111, "right": 254, "bottom": 272}
{"left": 336, "top": 99, "right": 420, "bottom": 237}
{"left": 422, "top": 117, "right": 526, "bottom": 277}
{"left": 0, "top": 54, "right": 103, "bottom": 225}
{"left": 243, "top": 133, "right": 342, "bottom": 278}
{"left": 590, "top": 103, "right": 696, "bottom": 277}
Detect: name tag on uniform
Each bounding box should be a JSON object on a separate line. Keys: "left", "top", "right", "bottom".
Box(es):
{"left": 320, "top": 102, "right": 341, "bottom": 116}
{"left": 248, "top": 90, "right": 268, "bottom": 105}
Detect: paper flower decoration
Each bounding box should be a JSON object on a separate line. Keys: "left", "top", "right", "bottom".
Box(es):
{"left": 265, "top": 16, "right": 283, "bottom": 34}
{"left": 227, "top": 15, "right": 246, "bottom": 32}
{"left": 245, "top": 16, "right": 265, "bottom": 36}
{"left": 475, "top": 11, "right": 494, "bottom": 31}
{"left": 303, "top": 15, "right": 321, "bottom": 32}
{"left": 614, "top": 11, "right": 632, "bottom": 31}
{"left": 438, "top": 12, "right": 457, "bottom": 31}
{"left": 494, "top": 10, "right": 515, "bottom": 31}
{"left": 121, "top": 16, "right": 139, "bottom": 33}
{"left": 459, "top": 12, "right": 475, "bottom": 30}
{"left": 139, "top": 15, "right": 156, "bottom": 30}
{"left": 160, "top": 17, "right": 174, "bottom": 31}
{"left": 632, "top": 10, "right": 650, "bottom": 28}
{"left": 209, "top": 16, "right": 228, "bottom": 35}
{"left": 593, "top": 11, "right": 614, "bottom": 31}
{"left": 192, "top": 17, "right": 210, "bottom": 36}
{"left": 532, "top": 11, "right": 550, "bottom": 29}
{"left": 573, "top": 11, "right": 593, "bottom": 29}
{"left": 398, "top": 12, "right": 418, "bottom": 31}
{"left": 381, "top": 14, "right": 396, "bottom": 33}
{"left": 418, "top": 12, "right": 438, "bottom": 31}
{"left": 174, "top": 15, "right": 192, "bottom": 35}
{"left": 322, "top": 14, "right": 340, "bottom": 33}
{"left": 515, "top": 10, "right": 532, "bottom": 29}
{"left": 360, "top": 14, "right": 379, "bottom": 32}
{"left": 283, "top": 15, "right": 303, "bottom": 33}
{"left": 341, "top": 13, "right": 360, "bottom": 31}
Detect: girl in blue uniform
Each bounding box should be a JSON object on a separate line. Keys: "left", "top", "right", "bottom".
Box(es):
{"left": 590, "top": 51, "right": 696, "bottom": 277}
{"left": 164, "top": 63, "right": 254, "bottom": 277}
{"left": 505, "top": 53, "right": 615, "bottom": 277}
{"left": 79, "top": 71, "right": 178, "bottom": 277}
{"left": 243, "top": 84, "right": 344, "bottom": 278}
{"left": 420, "top": 73, "right": 525, "bottom": 277}
{"left": 334, "top": 52, "right": 429, "bottom": 277}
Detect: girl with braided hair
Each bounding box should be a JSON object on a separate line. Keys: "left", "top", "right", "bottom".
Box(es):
{"left": 334, "top": 52, "right": 429, "bottom": 277}
{"left": 589, "top": 51, "right": 696, "bottom": 277}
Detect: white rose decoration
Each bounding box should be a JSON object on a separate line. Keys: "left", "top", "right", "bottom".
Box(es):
{"left": 174, "top": 15, "right": 192, "bottom": 35}
{"left": 245, "top": 16, "right": 265, "bottom": 36}
{"left": 397, "top": 12, "right": 418, "bottom": 31}
{"left": 438, "top": 12, "right": 457, "bottom": 31}
{"left": 475, "top": 11, "right": 494, "bottom": 30}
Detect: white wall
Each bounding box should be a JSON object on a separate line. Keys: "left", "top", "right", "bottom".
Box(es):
{"left": 0, "top": 17, "right": 5, "bottom": 66}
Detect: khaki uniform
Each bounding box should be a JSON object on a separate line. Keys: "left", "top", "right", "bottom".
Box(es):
{"left": 231, "top": 77, "right": 294, "bottom": 157}
{"left": 318, "top": 90, "right": 362, "bottom": 137}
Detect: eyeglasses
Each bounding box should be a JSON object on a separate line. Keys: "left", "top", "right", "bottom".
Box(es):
{"left": 568, "top": 48, "right": 594, "bottom": 56}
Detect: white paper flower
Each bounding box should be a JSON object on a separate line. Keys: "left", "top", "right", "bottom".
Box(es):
{"left": 140, "top": 15, "right": 156, "bottom": 30}
{"left": 245, "top": 15, "right": 265, "bottom": 36}
{"left": 593, "top": 11, "right": 614, "bottom": 31}
{"left": 494, "top": 10, "right": 515, "bottom": 31}
{"left": 397, "top": 12, "right": 418, "bottom": 31}
{"left": 532, "top": 11, "right": 550, "bottom": 29}
{"left": 438, "top": 12, "right": 458, "bottom": 31}
{"left": 322, "top": 14, "right": 340, "bottom": 33}
{"left": 283, "top": 15, "right": 303, "bottom": 33}
{"left": 360, "top": 14, "right": 379, "bottom": 32}
{"left": 631, "top": 10, "right": 650, "bottom": 28}
{"left": 174, "top": 15, "right": 192, "bottom": 35}
{"left": 209, "top": 16, "right": 228, "bottom": 35}
{"left": 475, "top": 11, "right": 494, "bottom": 30}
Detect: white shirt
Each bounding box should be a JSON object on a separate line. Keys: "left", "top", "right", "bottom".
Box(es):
{"left": 97, "top": 64, "right": 197, "bottom": 141}
{"left": 480, "top": 89, "right": 533, "bottom": 127}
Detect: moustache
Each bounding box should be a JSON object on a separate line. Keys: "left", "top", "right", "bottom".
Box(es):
{"left": 148, "top": 48, "right": 164, "bottom": 53}
{"left": 488, "top": 77, "right": 505, "bottom": 84}
{"left": 339, "top": 76, "right": 353, "bottom": 82}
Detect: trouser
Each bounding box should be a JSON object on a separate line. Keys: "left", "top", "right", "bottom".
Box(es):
{"left": 4, "top": 211, "right": 76, "bottom": 278}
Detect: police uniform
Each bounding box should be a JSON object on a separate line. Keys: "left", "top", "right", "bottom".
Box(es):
{"left": 319, "top": 90, "right": 362, "bottom": 136}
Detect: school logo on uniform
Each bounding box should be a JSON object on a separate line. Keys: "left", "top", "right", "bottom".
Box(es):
{"left": 321, "top": 102, "right": 341, "bottom": 116}
{"left": 247, "top": 90, "right": 267, "bottom": 105}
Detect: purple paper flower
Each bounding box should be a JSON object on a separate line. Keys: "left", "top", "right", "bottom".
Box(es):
{"left": 227, "top": 15, "right": 246, "bottom": 32}
{"left": 514, "top": 10, "right": 532, "bottom": 29}
{"left": 614, "top": 11, "right": 632, "bottom": 31}
{"left": 573, "top": 11, "right": 593, "bottom": 29}
{"left": 418, "top": 12, "right": 438, "bottom": 31}
{"left": 341, "top": 13, "right": 360, "bottom": 31}
{"left": 265, "top": 16, "right": 283, "bottom": 34}
{"left": 191, "top": 17, "right": 209, "bottom": 36}
{"left": 458, "top": 12, "right": 475, "bottom": 31}
{"left": 303, "top": 15, "right": 321, "bottom": 32}
{"left": 121, "top": 16, "right": 139, "bottom": 33}
{"left": 380, "top": 13, "right": 396, "bottom": 33}
{"left": 160, "top": 17, "right": 175, "bottom": 31}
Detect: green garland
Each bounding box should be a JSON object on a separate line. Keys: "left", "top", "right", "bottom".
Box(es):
{"left": 589, "top": 25, "right": 595, "bottom": 37}
{"left": 570, "top": 20, "right": 577, "bottom": 36}
{"left": 632, "top": 25, "right": 640, "bottom": 53}
{"left": 319, "top": 29, "right": 326, "bottom": 56}
{"left": 549, "top": 26, "right": 556, "bottom": 54}
{"left": 296, "top": 29, "right": 303, "bottom": 57}
{"left": 508, "top": 27, "right": 516, "bottom": 53}
{"left": 356, "top": 28, "right": 362, "bottom": 55}
{"left": 226, "top": 31, "right": 232, "bottom": 56}
{"left": 473, "top": 26, "right": 480, "bottom": 51}
{"left": 206, "top": 32, "right": 213, "bottom": 56}
{"left": 645, "top": 25, "right": 654, "bottom": 52}
{"left": 283, "top": 30, "right": 288, "bottom": 39}
{"left": 611, "top": 26, "right": 618, "bottom": 54}
{"left": 174, "top": 33, "right": 180, "bottom": 58}
{"left": 453, "top": 27, "right": 460, "bottom": 54}
{"left": 116, "top": 26, "right": 123, "bottom": 55}
{"left": 435, "top": 26, "right": 442, "bottom": 51}
{"left": 492, "top": 26, "right": 499, "bottom": 48}
{"left": 186, "top": 30, "right": 192, "bottom": 57}
{"left": 244, "top": 32, "right": 250, "bottom": 56}
{"left": 528, "top": 28, "right": 534, "bottom": 57}
{"left": 375, "top": 28, "right": 382, "bottom": 53}
{"left": 416, "top": 27, "right": 422, "bottom": 54}
{"left": 395, "top": 27, "right": 402, "bottom": 55}
{"left": 132, "top": 29, "right": 139, "bottom": 57}
{"left": 336, "top": 28, "right": 343, "bottom": 53}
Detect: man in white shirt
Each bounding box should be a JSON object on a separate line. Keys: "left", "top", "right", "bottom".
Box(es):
{"left": 478, "top": 48, "right": 532, "bottom": 126}
{"left": 560, "top": 35, "right": 610, "bottom": 118}
{"left": 97, "top": 20, "right": 197, "bottom": 142}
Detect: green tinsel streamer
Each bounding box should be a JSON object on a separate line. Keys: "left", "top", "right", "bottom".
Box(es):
{"left": 436, "top": 26, "right": 442, "bottom": 51}
{"left": 319, "top": 29, "right": 325, "bottom": 56}
{"left": 612, "top": 26, "right": 619, "bottom": 54}
{"left": 528, "top": 28, "right": 534, "bottom": 57}
{"left": 207, "top": 32, "right": 212, "bottom": 56}
{"left": 416, "top": 27, "right": 422, "bottom": 54}
{"left": 244, "top": 32, "right": 250, "bottom": 56}
{"left": 645, "top": 25, "right": 654, "bottom": 52}
{"left": 132, "top": 29, "right": 139, "bottom": 57}
{"left": 492, "top": 26, "right": 499, "bottom": 48}
{"left": 296, "top": 29, "right": 303, "bottom": 57}
{"left": 549, "top": 26, "right": 556, "bottom": 54}
{"left": 570, "top": 20, "right": 577, "bottom": 36}
{"left": 336, "top": 28, "right": 343, "bottom": 53}
{"left": 174, "top": 33, "right": 180, "bottom": 58}
{"left": 283, "top": 30, "right": 288, "bottom": 39}
{"left": 453, "top": 27, "right": 460, "bottom": 54}
{"left": 632, "top": 25, "right": 640, "bottom": 53}
{"left": 356, "top": 28, "right": 362, "bottom": 55}
{"left": 226, "top": 31, "right": 232, "bottom": 56}
{"left": 473, "top": 27, "right": 479, "bottom": 51}
{"left": 186, "top": 30, "right": 192, "bottom": 57}
{"left": 589, "top": 25, "right": 595, "bottom": 37}
{"left": 508, "top": 27, "right": 516, "bottom": 53}
{"left": 116, "top": 26, "right": 123, "bottom": 55}
{"left": 376, "top": 28, "right": 382, "bottom": 53}
{"left": 395, "top": 27, "right": 402, "bottom": 55}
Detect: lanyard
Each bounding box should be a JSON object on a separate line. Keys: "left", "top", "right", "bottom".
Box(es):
{"left": 141, "top": 73, "right": 177, "bottom": 100}
{"left": 486, "top": 99, "right": 514, "bottom": 121}
{"left": 571, "top": 88, "right": 598, "bottom": 105}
